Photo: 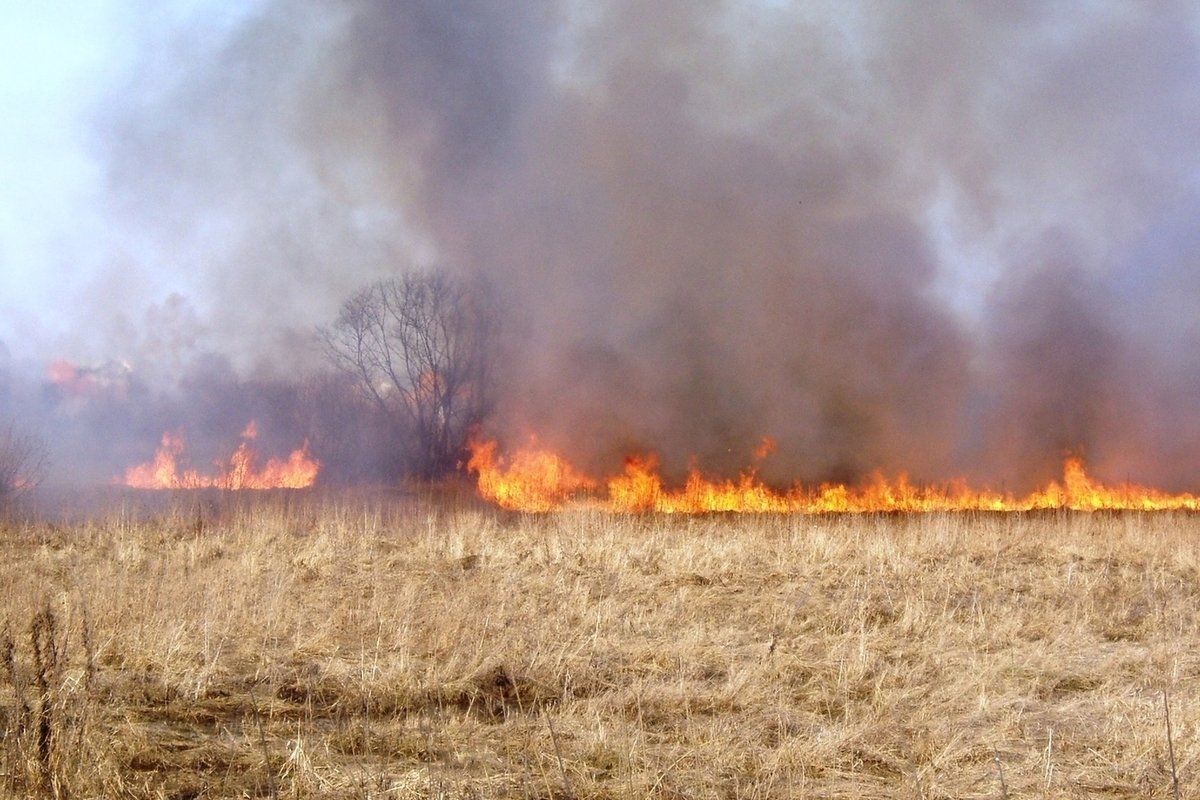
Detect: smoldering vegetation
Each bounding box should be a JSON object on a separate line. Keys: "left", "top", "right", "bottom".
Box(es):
{"left": 9, "top": 2, "right": 1200, "bottom": 491}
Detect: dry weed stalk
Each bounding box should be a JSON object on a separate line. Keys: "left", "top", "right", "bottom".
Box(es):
{"left": 28, "top": 606, "right": 60, "bottom": 796}
{"left": 248, "top": 684, "right": 278, "bottom": 799}
{"left": 1164, "top": 688, "right": 1181, "bottom": 800}
{"left": 1, "top": 599, "right": 111, "bottom": 800}
{"left": 992, "top": 746, "right": 1009, "bottom": 799}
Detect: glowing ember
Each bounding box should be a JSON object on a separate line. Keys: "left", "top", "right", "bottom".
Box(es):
{"left": 468, "top": 438, "right": 1200, "bottom": 513}
{"left": 123, "top": 423, "right": 319, "bottom": 490}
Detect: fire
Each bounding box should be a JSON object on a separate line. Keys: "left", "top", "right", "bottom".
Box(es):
{"left": 468, "top": 438, "right": 1200, "bottom": 513}
{"left": 123, "top": 423, "right": 319, "bottom": 490}
{"left": 466, "top": 436, "right": 595, "bottom": 512}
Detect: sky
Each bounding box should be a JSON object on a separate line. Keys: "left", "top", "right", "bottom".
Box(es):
{"left": 0, "top": 1, "right": 260, "bottom": 365}
{"left": 3, "top": 1, "right": 1200, "bottom": 488}
{"left": 0, "top": 1, "right": 116, "bottom": 346}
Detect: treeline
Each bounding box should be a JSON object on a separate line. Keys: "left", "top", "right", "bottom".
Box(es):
{"left": 0, "top": 269, "right": 498, "bottom": 489}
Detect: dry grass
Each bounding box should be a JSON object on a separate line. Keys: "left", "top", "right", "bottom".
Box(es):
{"left": 2, "top": 498, "right": 1200, "bottom": 798}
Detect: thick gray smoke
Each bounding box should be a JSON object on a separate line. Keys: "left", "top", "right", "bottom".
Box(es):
{"left": 9, "top": 1, "right": 1200, "bottom": 489}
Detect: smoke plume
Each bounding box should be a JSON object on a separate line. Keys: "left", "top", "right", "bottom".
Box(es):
{"left": 7, "top": 1, "right": 1200, "bottom": 489}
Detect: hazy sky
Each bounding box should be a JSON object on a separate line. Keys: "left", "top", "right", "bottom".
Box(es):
{"left": 5, "top": 1, "right": 1200, "bottom": 487}
{"left": 0, "top": 1, "right": 259, "bottom": 364}
{"left": 1, "top": 1, "right": 117, "bottom": 345}
{"left": 0, "top": 0, "right": 1019, "bottom": 363}
{"left": 4, "top": 2, "right": 1193, "bottom": 355}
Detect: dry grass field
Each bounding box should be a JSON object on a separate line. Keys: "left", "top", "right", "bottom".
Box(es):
{"left": 3, "top": 497, "right": 1200, "bottom": 798}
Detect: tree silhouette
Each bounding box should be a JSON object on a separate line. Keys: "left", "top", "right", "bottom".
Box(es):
{"left": 321, "top": 272, "right": 496, "bottom": 480}
{"left": 0, "top": 424, "right": 45, "bottom": 509}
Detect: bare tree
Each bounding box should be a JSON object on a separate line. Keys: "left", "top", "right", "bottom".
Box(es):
{"left": 0, "top": 424, "right": 46, "bottom": 506}
{"left": 320, "top": 272, "right": 496, "bottom": 480}
{"left": 297, "top": 370, "right": 403, "bottom": 484}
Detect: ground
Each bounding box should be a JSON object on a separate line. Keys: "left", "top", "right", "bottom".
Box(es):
{"left": 1, "top": 496, "right": 1198, "bottom": 798}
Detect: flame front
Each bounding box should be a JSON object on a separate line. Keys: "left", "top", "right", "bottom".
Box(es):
{"left": 468, "top": 438, "right": 1200, "bottom": 513}
{"left": 467, "top": 436, "right": 595, "bottom": 512}
{"left": 123, "top": 423, "right": 319, "bottom": 490}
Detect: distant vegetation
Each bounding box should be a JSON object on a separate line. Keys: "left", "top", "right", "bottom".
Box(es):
{"left": 0, "top": 424, "right": 44, "bottom": 511}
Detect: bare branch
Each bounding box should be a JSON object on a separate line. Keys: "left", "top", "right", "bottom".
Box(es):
{"left": 0, "top": 424, "right": 47, "bottom": 506}
{"left": 319, "top": 271, "right": 497, "bottom": 480}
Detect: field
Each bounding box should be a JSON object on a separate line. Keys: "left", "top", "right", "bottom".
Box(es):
{"left": 2, "top": 497, "right": 1200, "bottom": 798}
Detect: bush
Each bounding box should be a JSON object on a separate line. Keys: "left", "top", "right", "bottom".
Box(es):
{"left": 0, "top": 425, "right": 46, "bottom": 506}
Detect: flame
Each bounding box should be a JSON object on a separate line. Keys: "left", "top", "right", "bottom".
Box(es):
{"left": 468, "top": 438, "right": 1200, "bottom": 513}
{"left": 466, "top": 436, "right": 595, "bottom": 512}
{"left": 46, "top": 358, "right": 131, "bottom": 405}
{"left": 123, "top": 423, "right": 319, "bottom": 490}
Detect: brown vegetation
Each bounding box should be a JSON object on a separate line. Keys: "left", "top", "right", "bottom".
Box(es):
{"left": 2, "top": 501, "right": 1199, "bottom": 798}
{"left": 0, "top": 426, "right": 45, "bottom": 510}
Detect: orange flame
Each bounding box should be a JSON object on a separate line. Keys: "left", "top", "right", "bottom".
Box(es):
{"left": 467, "top": 437, "right": 1200, "bottom": 513}
{"left": 123, "top": 423, "right": 319, "bottom": 490}
{"left": 466, "top": 436, "right": 595, "bottom": 512}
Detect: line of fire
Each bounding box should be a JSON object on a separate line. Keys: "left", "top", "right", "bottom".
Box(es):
{"left": 467, "top": 437, "right": 1200, "bottom": 514}
{"left": 14, "top": 274, "right": 1200, "bottom": 515}
{"left": 108, "top": 427, "right": 1200, "bottom": 513}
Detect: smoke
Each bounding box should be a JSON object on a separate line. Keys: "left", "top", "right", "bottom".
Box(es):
{"left": 8, "top": 0, "right": 1200, "bottom": 489}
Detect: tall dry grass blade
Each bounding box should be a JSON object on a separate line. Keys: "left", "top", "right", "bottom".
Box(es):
{"left": 249, "top": 685, "right": 278, "bottom": 799}
{"left": 0, "top": 622, "right": 31, "bottom": 795}
{"left": 1164, "top": 688, "right": 1180, "bottom": 800}
{"left": 29, "top": 606, "right": 59, "bottom": 797}
{"left": 76, "top": 600, "right": 96, "bottom": 697}
{"left": 546, "top": 712, "right": 573, "bottom": 799}
{"left": 1042, "top": 727, "right": 1054, "bottom": 798}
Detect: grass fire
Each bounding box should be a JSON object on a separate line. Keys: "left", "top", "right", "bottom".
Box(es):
{"left": 468, "top": 437, "right": 1200, "bottom": 514}
{"left": 121, "top": 421, "right": 319, "bottom": 490}
{"left": 7, "top": 2, "right": 1200, "bottom": 798}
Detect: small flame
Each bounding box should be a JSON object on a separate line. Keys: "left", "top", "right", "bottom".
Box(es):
{"left": 122, "top": 423, "right": 319, "bottom": 490}
{"left": 468, "top": 438, "right": 1200, "bottom": 513}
